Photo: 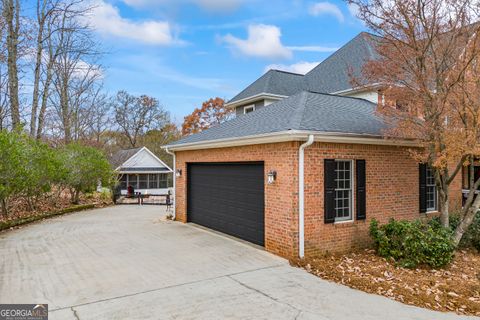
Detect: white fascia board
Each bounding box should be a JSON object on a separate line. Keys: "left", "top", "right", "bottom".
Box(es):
{"left": 331, "top": 83, "right": 383, "bottom": 95}
{"left": 224, "top": 93, "right": 287, "bottom": 108}
{"left": 141, "top": 147, "right": 173, "bottom": 172}
{"left": 115, "top": 147, "right": 173, "bottom": 172}
{"left": 163, "top": 130, "right": 420, "bottom": 152}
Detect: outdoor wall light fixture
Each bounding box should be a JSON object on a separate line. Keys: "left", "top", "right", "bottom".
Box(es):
{"left": 267, "top": 170, "right": 277, "bottom": 184}
{"left": 176, "top": 169, "right": 182, "bottom": 177}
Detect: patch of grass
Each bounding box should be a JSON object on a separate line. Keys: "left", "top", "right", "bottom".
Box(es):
{"left": 0, "top": 204, "right": 95, "bottom": 231}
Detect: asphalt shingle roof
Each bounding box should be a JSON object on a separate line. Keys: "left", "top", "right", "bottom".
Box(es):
{"left": 304, "top": 32, "right": 381, "bottom": 93}
{"left": 109, "top": 148, "right": 142, "bottom": 168}
{"left": 226, "top": 32, "right": 381, "bottom": 106}
{"left": 169, "top": 91, "right": 386, "bottom": 146}
{"left": 228, "top": 69, "right": 306, "bottom": 104}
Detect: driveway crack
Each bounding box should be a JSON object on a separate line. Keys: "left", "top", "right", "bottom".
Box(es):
{"left": 227, "top": 275, "right": 302, "bottom": 319}
{"left": 71, "top": 307, "right": 80, "bottom": 320}
{"left": 50, "top": 264, "right": 284, "bottom": 313}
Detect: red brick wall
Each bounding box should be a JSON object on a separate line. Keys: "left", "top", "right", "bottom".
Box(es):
{"left": 174, "top": 142, "right": 299, "bottom": 258}
{"left": 302, "top": 142, "right": 460, "bottom": 257}
{"left": 174, "top": 141, "right": 463, "bottom": 259}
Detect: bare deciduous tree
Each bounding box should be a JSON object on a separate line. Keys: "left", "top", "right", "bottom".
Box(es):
{"left": 2, "top": 0, "right": 20, "bottom": 129}
{"left": 48, "top": 0, "right": 103, "bottom": 143}
{"left": 113, "top": 90, "right": 170, "bottom": 147}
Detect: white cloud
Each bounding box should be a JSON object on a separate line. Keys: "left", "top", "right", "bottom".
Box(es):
{"left": 265, "top": 61, "right": 319, "bottom": 75}
{"left": 221, "top": 24, "right": 292, "bottom": 59}
{"left": 287, "top": 45, "right": 338, "bottom": 52}
{"left": 122, "top": 0, "right": 243, "bottom": 12}
{"left": 88, "top": 1, "right": 180, "bottom": 45}
{"left": 72, "top": 60, "right": 103, "bottom": 79}
{"left": 347, "top": 3, "right": 360, "bottom": 17}
{"left": 309, "top": 2, "right": 345, "bottom": 22}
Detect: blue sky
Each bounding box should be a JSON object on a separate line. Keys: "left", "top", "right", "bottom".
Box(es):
{"left": 89, "top": 0, "right": 367, "bottom": 123}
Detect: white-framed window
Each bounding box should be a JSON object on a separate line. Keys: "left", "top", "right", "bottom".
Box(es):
{"left": 426, "top": 166, "right": 437, "bottom": 211}
{"left": 334, "top": 160, "right": 354, "bottom": 221}
{"left": 243, "top": 105, "right": 255, "bottom": 114}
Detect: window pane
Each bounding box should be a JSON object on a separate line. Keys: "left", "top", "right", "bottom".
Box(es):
{"left": 139, "top": 174, "right": 148, "bottom": 189}
{"left": 149, "top": 174, "right": 158, "bottom": 188}
{"left": 426, "top": 167, "right": 436, "bottom": 211}
{"left": 334, "top": 160, "right": 352, "bottom": 220}
{"left": 159, "top": 173, "right": 167, "bottom": 188}
{"left": 128, "top": 174, "right": 137, "bottom": 189}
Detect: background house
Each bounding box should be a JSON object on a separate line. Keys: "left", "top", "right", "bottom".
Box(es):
{"left": 110, "top": 147, "right": 173, "bottom": 196}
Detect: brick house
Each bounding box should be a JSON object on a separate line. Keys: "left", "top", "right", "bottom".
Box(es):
{"left": 164, "top": 32, "right": 463, "bottom": 259}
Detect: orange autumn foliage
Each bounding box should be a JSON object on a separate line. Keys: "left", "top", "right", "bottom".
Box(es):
{"left": 181, "top": 97, "right": 233, "bottom": 136}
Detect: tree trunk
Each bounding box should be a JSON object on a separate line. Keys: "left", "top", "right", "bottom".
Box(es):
{"left": 27, "top": 196, "right": 35, "bottom": 211}
{"left": 453, "top": 197, "right": 480, "bottom": 246}
{"left": 36, "top": 58, "right": 54, "bottom": 139}
{"left": 1, "top": 198, "right": 8, "bottom": 218}
{"left": 71, "top": 189, "right": 80, "bottom": 204}
{"left": 439, "top": 187, "right": 449, "bottom": 228}
{"left": 30, "top": 1, "right": 46, "bottom": 137}
{"left": 61, "top": 78, "right": 71, "bottom": 144}
{"left": 4, "top": 0, "right": 20, "bottom": 129}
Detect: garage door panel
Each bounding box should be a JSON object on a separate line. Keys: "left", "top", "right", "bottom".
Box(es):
{"left": 187, "top": 163, "right": 265, "bottom": 246}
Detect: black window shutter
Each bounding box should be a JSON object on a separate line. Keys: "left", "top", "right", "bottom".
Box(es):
{"left": 419, "top": 163, "right": 427, "bottom": 213}
{"left": 356, "top": 160, "right": 366, "bottom": 220}
{"left": 324, "top": 159, "right": 336, "bottom": 224}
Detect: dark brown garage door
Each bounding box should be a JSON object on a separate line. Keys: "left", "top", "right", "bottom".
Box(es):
{"left": 187, "top": 162, "right": 265, "bottom": 246}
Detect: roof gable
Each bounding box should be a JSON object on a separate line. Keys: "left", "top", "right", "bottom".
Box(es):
{"left": 227, "top": 69, "right": 305, "bottom": 105}
{"left": 111, "top": 147, "right": 172, "bottom": 172}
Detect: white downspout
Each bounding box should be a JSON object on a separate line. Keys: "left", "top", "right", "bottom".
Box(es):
{"left": 165, "top": 147, "right": 176, "bottom": 220}
{"left": 298, "top": 135, "right": 314, "bottom": 258}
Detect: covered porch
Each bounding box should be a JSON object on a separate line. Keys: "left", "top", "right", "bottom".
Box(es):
{"left": 118, "top": 168, "right": 172, "bottom": 196}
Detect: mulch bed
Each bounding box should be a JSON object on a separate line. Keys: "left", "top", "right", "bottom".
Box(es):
{"left": 292, "top": 249, "right": 480, "bottom": 316}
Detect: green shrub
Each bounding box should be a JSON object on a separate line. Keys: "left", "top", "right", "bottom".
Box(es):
{"left": 58, "top": 143, "right": 114, "bottom": 204}
{"left": 370, "top": 219, "right": 455, "bottom": 268}
{"left": 429, "top": 213, "right": 480, "bottom": 251}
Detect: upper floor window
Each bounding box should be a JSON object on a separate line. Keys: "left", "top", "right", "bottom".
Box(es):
{"left": 244, "top": 105, "right": 255, "bottom": 114}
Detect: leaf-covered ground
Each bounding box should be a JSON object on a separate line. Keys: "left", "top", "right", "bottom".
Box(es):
{"left": 0, "top": 190, "right": 112, "bottom": 223}
{"left": 293, "top": 249, "right": 480, "bottom": 316}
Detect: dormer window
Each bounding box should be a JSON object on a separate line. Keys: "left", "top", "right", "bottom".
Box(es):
{"left": 244, "top": 105, "right": 255, "bottom": 114}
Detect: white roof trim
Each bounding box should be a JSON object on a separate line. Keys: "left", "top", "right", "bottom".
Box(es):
{"left": 141, "top": 147, "right": 173, "bottom": 172}
{"left": 163, "top": 130, "right": 420, "bottom": 152}
{"left": 115, "top": 146, "right": 173, "bottom": 172}
{"left": 331, "top": 83, "right": 383, "bottom": 96}
{"left": 225, "top": 93, "right": 287, "bottom": 108}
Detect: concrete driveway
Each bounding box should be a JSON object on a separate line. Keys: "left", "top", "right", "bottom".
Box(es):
{"left": 0, "top": 206, "right": 476, "bottom": 320}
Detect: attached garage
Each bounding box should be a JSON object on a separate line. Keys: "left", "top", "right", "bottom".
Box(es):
{"left": 187, "top": 162, "right": 265, "bottom": 246}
